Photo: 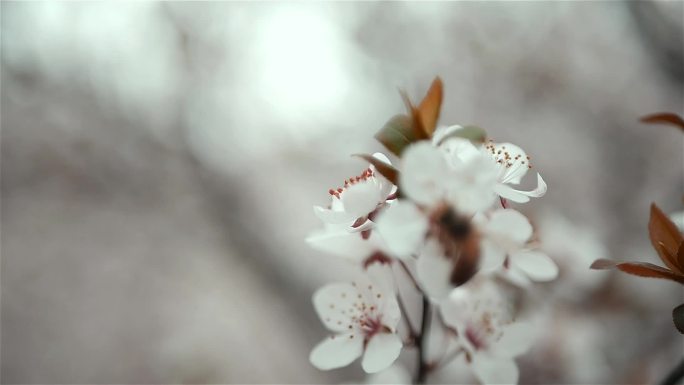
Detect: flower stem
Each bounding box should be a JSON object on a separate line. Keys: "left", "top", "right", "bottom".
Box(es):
{"left": 416, "top": 296, "right": 432, "bottom": 384}
{"left": 396, "top": 290, "right": 417, "bottom": 343}
{"left": 660, "top": 356, "right": 684, "bottom": 385}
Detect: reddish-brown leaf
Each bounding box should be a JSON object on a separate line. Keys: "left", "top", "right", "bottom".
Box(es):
{"left": 614, "top": 262, "right": 684, "bottom": 284}
{"left": 590, "top": 259, "right": 618, "bottom": 270}
{"left": 353, "top": 154, "right": 399, "bottom": 186}
{"left": 399, "top": 90, "right": 431, "bottom": 141}
{"left": 640, "top": 112, "right": 684, "bottom": 132}
{"left": 416, "top": 76, "right": 443, "bottom": 137}
{"left": 649, "top": 203, "right": 684, "bottom": 273}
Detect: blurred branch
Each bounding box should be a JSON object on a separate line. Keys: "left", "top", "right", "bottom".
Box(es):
{"left": 661, "top": 357, "right": 684, "bottom": 385}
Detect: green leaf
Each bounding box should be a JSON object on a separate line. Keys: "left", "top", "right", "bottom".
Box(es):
{"left": 673, "top": 303, "right": 684, "bottom": 334}
{"left": 353, "top": 154, "right": 399, "bottom": 185}
{"left": 434, "top": 125, "right": 487, "bottom": 145}
{"left": 375, "top": 114, "right": 421, "bottom": 156}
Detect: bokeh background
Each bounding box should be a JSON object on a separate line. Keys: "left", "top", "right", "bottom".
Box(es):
{"left": 2, "top": 1, "right": 683, "bottom": 384}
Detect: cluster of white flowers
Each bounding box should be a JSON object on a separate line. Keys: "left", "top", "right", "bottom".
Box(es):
{"left": 307, "top": 123, "right": 556, "bottom": 384}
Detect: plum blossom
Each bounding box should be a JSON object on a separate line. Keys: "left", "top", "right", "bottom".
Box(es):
{"left": 400, "top": 141, "right": 499, "bottom": 215}
{"left": 477, "top": 209, "right": 558, "bottom": 285}
{"left": 309, "top": 265, "right": 403, "bottom": 373}
{"left": 307, "top": 153, "right": 397, "bottom": 263}
{"left": 375, "top": 141, "right": 498, "bottom": 299}
{"left": 312, "top": 153, "right": 394, "bottom": 228}
{"left": 440, "top": 280, "right": 535, "bottom": 385}
{"left": 433, "top": 125, "right": 547, "bottom": 204}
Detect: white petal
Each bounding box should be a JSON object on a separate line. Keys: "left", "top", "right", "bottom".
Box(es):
{"left": 511, "top": 250, "right": 558, "bottom": 281}
{"left": 342, "top": 182, "right": 382, "bottom": 219}
{"left": 361, "top": 333, "right": 403, "bottom": 373}
{"left": 432, "top": 124, "right": 463, "bottom": 146}
{"left": 486, "top": 209, "right": 533, "bottom": 244}
{"left": 492, "top": 322, "right": 535, "bottom": 357}
{"left": 313, "top": 283, "right": 361, "bottom": 332}
{"left": 501, "top": 266, "right": 532, "bottom": 287}
{"left": 479, "top": 239, "right": 506, "bottom": 271}
{"left": 313, "top": 205, "right": 355, "bottom": 225}
{"left": 416, "top": 241, "right": 453, "bottom": 301}
{"left": 306, "top": 230, "right": 375, "bottom": 261}
{"left": 400, "top": 142, "right": 448, "bottom": 206}
{"left": 366, "top": 363, "right": 411, "bottom": 384}
{"left": 528, "top": 173, "right": 547, "bottom": 198}
{"left": 365, "top": 264, "right": 401, "bottom": 330}
{"left": 494, "top": 183, "right": 530, "bottom": 203}
{"left": 310, "top": 333, "right": 364, "bottom": 370}
{"left": 494, "top": 142, "right": 528, "bottom": 185}
{"left": 375, "top": 201, "right": 428, "bottom": 259}
{"left": 470, "top": 354, "right": 519, "bottom": 385}
{"left": 494, "top": 173, "right": 547, "bottom": 203}
{"left": 439, "top": 289, "right": 470, "bottom": 330}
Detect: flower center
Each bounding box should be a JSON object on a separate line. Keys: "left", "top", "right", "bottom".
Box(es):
{"left": 328, "top": 168, "right": 374, "bottom": 199}
{"left": 465, "top": 310, "right": 500, "bottom": 351}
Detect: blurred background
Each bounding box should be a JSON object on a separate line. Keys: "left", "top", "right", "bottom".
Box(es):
{"left": 1, "top": 1, "right": 683, "bottom": 384}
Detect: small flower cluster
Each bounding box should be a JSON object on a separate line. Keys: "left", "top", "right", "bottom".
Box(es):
{"left": 307, "top": 78, "right": 557, "bottom": 384}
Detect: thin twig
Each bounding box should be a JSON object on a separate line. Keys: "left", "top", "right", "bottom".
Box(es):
{"left": 416, "top": 296, "right": 432, "bottom": 384}
{"left": 399, "top": 260, "right": 423, "bottom": 293}
{"left": 396, "top": 290, "right": 417, "bottom": 343}
{"left": 661, "top": 356, "right": 684, "bottom": 385}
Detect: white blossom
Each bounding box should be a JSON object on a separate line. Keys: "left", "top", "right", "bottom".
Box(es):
{"left": 307, "top": 153, "right": 396, "bottom": 263}
{"left": 312, "top": 153, "right": 394, "bottom": 227}
{"left": 433, "top": 125, "right": 547, "bottom": 204}
{"left": 310, "top": 265, "right": 403, "bottom": 373}
{"left": 477, "top": 209, "right": 558, "bottom": 284}
{"left": 440, "top": 280, "right": 535, "bottom": 385}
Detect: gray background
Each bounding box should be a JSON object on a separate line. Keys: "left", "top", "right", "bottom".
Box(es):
{"left": 2, "top": 2, "right": 683, "bottom": 383}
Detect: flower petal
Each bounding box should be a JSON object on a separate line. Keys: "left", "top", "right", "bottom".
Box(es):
{"left": 511, "top": 251, "right": 559, "bottom": 281}
{"left": 479, "top": 239, "right": 506, "bottom": 271}
{"left": 306, "top": 229, "right": 375, "bottom": 261}
{"left": 492, "top": 142, "right": 528, "bottom": 185}
{"left": 416, "top": 240, "right": 454, "bottom": 301}
{"left": 366, "top": 363, "right": 411, "bottom": 384}
{"left": 361, "top": 332, "right": 403, "bottom": 373}
{"left": 439, "top": 288, "right": 470, "bottom": 330}
{"left": 492, "top": 322, "right": 535, "bottom": 357}
{"left": 313, "top": 205, "right": 355, "bottom": 225}
{"left": 400, "top": 142, "right": 449, "bottom": 206}
{"left": 470, "top": 354, "right": 519, "bottom": 385}
{"left": 375, "top": 201, "right": 428, "bottom": 259}
{"left": 494, "top": 184, "right": 530, "bottom": 203}
{"left": 494, "top": 173, "right": 547, "bottom": 203}
{"left": 485, "top": 209, "right": 533, "bottom": 244}
{"left": 310, "top": 333, "right": 364, "bottom": 370}
{"left": 313, "top": 283, "right": 361, "bottom": 332}
{"left": 342, "top": 182, "right": 382, "bottom": 220}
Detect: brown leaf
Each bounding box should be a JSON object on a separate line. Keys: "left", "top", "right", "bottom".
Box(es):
{"left": 640, "top": 112, "right": 684, "bottom": 132}
{"left": 416, "top": 76, "right": 443, "bottom": 137}
{"left": 353, "top": 154, "right": 399, "bottom": 186}
{"left": 649, "top": 203, "right": 684, "bottom": 273}
{"left": 399, "top": 90, "right": 431, "bottom": 142}
{"left": 590, "top": 259, "right": 618, "bottom": 270}
{"left": 614, "top": 262, "right": 684, "bottom": 285}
